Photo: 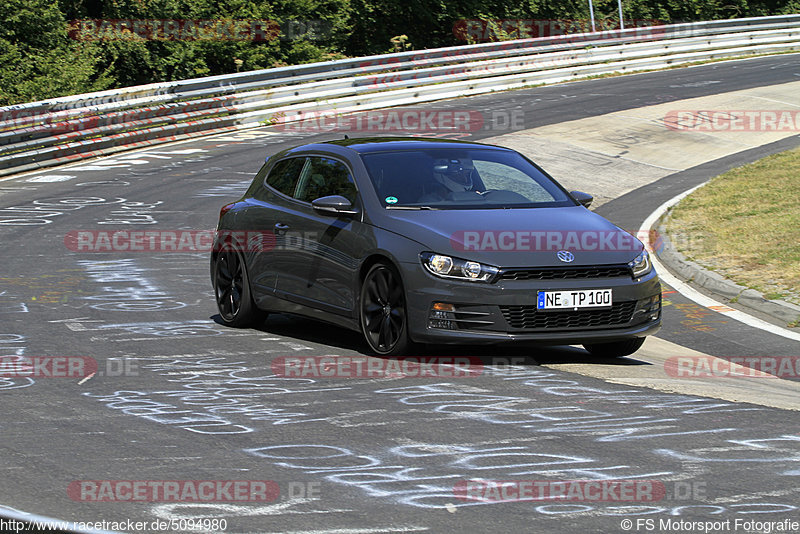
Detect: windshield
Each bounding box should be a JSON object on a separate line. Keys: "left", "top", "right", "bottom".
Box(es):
{"left": 361, "top": 148, "right": 575, "bottom": 209}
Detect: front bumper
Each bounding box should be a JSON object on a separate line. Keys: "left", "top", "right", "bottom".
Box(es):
{"left": 400, "top": 261, "right": 662, "bottom": 345}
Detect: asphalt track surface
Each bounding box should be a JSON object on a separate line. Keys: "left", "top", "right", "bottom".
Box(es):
{"left": 1, "top": 54, "right": 799, "bottom": 533}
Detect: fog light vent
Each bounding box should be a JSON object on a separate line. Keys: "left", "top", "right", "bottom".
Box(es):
{"left": 429, "top": 302, "right": 456, "bottom": 329}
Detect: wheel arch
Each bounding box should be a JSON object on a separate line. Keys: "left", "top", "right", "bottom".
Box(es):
{"left": 358, "top": 253, "right": 397, "bottom": 284}
{"left": 210, "top": 229, "right": 255, "bottom": 285}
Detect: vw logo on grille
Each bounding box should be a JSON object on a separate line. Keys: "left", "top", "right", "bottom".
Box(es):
{"left": 557, "top": 250, "right": 575, "bottom": 263}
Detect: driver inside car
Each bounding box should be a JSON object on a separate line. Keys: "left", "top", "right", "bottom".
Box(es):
{"left": 419, "top": 157, "right": 485, "bottom": 202}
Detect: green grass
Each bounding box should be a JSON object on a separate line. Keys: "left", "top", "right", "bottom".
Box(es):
{"left": 666, "top": 146, "right": 800, "bottom": 307}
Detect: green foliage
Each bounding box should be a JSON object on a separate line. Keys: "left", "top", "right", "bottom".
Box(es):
{"left": 0, "top": 0, "right": 111, "bottom": 105}
{"left": 1, "top": 0, "right": 798, "bottom": 105}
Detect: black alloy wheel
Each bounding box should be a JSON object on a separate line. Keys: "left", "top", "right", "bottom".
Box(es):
{"left": 360, "top": 262, "right": 410, "bottom": 356}
{"left": 214, "top": 243, "right": 266, "bottom": 328}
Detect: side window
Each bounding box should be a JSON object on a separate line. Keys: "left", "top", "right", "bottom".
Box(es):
{"left": 293, "top": 157, "right": 357, "bottom": 203}
{"left": 266, "top": 157, "right": 306, "bottom": 197}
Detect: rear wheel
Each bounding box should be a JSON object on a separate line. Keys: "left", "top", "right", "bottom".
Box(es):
{"left": 214, "top": 244, "right": 267, "bottom": 328}
{"left": 583, "top": 337, "right": 646, "bottom": 358}
{"left": 359, "top": 262, "right": 411, "bottom": 356}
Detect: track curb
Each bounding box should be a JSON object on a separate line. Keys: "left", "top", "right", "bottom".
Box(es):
{"left": 653, "top": 215, "right": 800, "bottom": 328}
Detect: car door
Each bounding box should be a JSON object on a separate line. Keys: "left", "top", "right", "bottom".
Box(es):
{"left": 273, "top": 155, "right": 366, "bottom": 315}
{"left": 246, "top": 156, "right": 308, "bottom": 295}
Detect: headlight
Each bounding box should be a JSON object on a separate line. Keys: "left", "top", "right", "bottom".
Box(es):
{"left": 628, "top": 250, "right": 652, "bottom": 278}
{"left": 421, "top": 252, "right": 499, "bottom": 282}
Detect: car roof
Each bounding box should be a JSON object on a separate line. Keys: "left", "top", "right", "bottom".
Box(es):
{"left": 318, "top": 136, "right": 510, "bottom": 154}
{"left": 263, "top": 137, "right": 515, "bottom": 163}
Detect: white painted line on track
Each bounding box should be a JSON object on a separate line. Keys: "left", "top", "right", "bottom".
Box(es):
{"left": 639, "top": 184, "right": 800, "bottom": 342}
{"left": 1, "top": 127, "right": 287, "bottom": 182}
{"left": 24, "top": 175, "right": 76, "bottom": 182}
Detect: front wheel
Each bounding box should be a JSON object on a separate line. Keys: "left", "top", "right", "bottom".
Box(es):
{"left": 583, "top": 337, "right": 646, "bottom": 358}
{"left": 213, "top": 244, "right": 267, "bottom": 328}
{"left": 359, "top": 262, "right": 411, "bottom": 356}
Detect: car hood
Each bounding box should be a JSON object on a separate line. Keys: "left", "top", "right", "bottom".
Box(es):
{"left": 379, "top": 206, "right": 644, "bottom": 268}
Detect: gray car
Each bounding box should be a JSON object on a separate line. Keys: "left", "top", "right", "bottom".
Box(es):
{"left": 211, "top": 137, "right": 661, "bottom": 357}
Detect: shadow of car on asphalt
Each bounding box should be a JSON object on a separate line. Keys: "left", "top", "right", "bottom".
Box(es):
{"left": 211, "top": 313, "right": 653, "bottom": 367}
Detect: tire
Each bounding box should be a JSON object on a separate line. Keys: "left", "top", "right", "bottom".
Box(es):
{"left": 213, "top": 243, "right": 267, "bottom": 328}
{"left": 583, "top": 337, "right": 646, "bottom": 358}
{"left": 359, "top": 262, "right": 412, "bottom": 356}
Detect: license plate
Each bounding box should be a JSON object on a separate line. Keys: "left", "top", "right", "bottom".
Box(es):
{"left": 537, "top": 289, "right": 612, "bottom": 310}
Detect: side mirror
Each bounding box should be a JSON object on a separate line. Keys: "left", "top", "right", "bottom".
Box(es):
{"left": 570, "top": 190, "right": 593, "bottom": 208}
{"left": 311, "top": 195, "right": 358, "bottom": 216}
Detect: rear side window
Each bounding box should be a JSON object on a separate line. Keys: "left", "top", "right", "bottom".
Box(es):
{"left": 266, "top": 157, "right": 306, "bottom": 196}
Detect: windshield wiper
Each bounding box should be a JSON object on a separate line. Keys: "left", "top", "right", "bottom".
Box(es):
{"left": 385, "top": 205, "right": 438, "bottom": 210}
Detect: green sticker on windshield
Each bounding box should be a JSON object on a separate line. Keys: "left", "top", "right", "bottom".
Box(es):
{"left": 385, "top": 196, "right": 398, "bottom": 204}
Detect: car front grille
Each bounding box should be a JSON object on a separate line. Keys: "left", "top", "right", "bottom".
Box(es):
{"left": 499, "top": 265, "right": 631, "bottom": 281}
{"left": 499, "top": 301, "right": 637, "bottom": 330}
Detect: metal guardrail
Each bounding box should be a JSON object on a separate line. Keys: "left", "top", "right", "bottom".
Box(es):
{"left": 1, "top": 14, "right": 800, "bottom": 176}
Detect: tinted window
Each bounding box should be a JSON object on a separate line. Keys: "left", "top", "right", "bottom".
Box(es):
{"left": 361, "top": 148, "right": 573, "bottom": 209}
{"left": 266, "top": 157, "right": 306, "bottom": 196}
{"left": 293, "top": 157, "right": 357, "bottom": 203}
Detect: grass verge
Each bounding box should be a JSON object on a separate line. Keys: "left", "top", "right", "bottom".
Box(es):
{"left": 665, "top": 146, "right": 800, "bottom": 307}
